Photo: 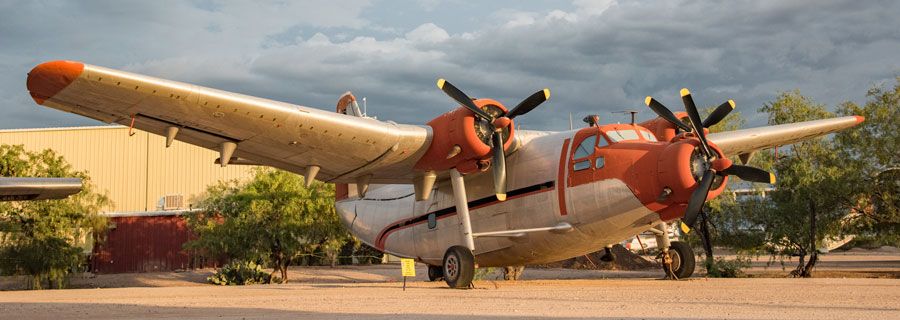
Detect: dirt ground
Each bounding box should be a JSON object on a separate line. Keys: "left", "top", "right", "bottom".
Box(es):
{"left": 0, "top": 250, "right": 898, "bottom": 319}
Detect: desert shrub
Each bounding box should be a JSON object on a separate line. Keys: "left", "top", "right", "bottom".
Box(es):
{"left": 208, "top": 260, "right": 272, "bottom": 285}
{"left": 705, "top": 257, "right": 751, "bottom": 278}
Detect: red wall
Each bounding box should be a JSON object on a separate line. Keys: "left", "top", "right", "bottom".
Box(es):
{"left": 92, "top": 215, "right": 210, "bottom": 274}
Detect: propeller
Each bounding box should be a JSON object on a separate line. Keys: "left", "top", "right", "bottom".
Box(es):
{"left": 645, "top": 89, "right": 776, "bottom": 229}
{"left": 437, "top": 78, "right": 550, "bottom": 201}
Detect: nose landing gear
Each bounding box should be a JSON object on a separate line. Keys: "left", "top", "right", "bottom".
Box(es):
{"left": 653, "top": 222, "right": 696, "bottom": 279}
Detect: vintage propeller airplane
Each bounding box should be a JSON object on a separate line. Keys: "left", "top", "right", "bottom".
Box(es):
{"left": 26, "top": 60, "right": 863, "bottom": 288}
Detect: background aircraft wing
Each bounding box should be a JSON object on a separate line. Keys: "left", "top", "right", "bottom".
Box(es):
{"left": 26, "top": 61, "right": 431, "bottom": 184}
{"left": 0, "top": 177, "right": 83, "bottom": 201}
{"left": 708, "top": 116, "right": 864, "bottom": 157}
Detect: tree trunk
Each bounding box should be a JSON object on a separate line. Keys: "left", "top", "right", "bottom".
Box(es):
{"left": 800, "top": 200, "right": 819, "bottom": 278}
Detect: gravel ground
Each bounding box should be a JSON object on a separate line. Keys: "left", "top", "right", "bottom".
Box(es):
{"left": 1, "top": 251, "right": 898, "bottom": 319}
{"left": 1, "top": 277, "right": 898, "bottom": 319}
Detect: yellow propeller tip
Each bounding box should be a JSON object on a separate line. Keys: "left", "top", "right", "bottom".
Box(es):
{"left": 769, "top": 173, "right": 777, "bottom": 184}
{"left": 728, "top": 99, "right": 736, "bottom": 108}
{"left": 644, "top": 96, "right": 653, "bottom": 106}
{"left": 436, "top": 78, "right": 446, "bottom": 89}
{"left": 543, "top": 88, "right": 551, "bottom": 100}
{"left": 680, "top": 88, "right": 691, "bottom": 97}
{"left": 496, "top": 194, "right": 507, "bottom": 201}
{"left": 680, "top": 222, "right": 691, "bottom": 234}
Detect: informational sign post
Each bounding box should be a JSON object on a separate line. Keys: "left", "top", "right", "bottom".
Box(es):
{"left": 400, "top": 258, "right": 416, "bottom": 290}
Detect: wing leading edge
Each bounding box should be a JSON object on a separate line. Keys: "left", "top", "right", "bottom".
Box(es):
{"left": 708, "top": 116, "right": 864, "bottom": 157}
{"left": 26, "top": 61, "right": 431, "bottom": 184}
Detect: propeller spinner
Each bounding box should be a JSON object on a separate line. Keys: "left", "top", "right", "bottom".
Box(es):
{"left": 436, "top": 79, "right": 550, "bottom": 201}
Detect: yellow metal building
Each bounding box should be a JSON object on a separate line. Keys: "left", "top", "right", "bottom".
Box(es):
{"left": 0, "top": 126, "right": 256, "bottom": 212}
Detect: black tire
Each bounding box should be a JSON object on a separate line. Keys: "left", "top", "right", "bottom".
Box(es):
{"left": 667, "top": 241, "right": 696, "bottom": 279}
{"left": 443, "top": 246, "right": 475, "bottom": 289}
{"left": 427, "top": 265, "right": 443, "bottom": 281}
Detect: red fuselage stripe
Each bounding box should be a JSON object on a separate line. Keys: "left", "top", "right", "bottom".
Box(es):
{"left": 557, "top": 138, "right": 570, "bottom": 215}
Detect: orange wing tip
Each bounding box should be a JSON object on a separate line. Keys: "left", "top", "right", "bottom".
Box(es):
{"left": 26, "top": 60, "right": 84, "bottom": 105}
{"left": 854, "top": 115, "right": 865, "bottom": 124}
{"left": 543, "top": 88, "right": 551, "bottom": 100}
{"left": 727, "top": 99, "right": 736, "bottom": 108}
{"left": 644, "top": 96, "right": 653, "bottom": 106}
{"left": 679, "top": 88, "right": 691, "bottom": 97}
{"left": 436, "top": 78, "right": 446, "bottom": 89}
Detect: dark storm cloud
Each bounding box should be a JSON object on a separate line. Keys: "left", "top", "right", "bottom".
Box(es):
{"left": 1, "top": 0, "right": 897, "bottom": 130}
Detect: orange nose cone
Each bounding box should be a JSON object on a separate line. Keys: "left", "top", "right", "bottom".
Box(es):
{"left": 26, "top": 60, "right": 84, "bottom": 105}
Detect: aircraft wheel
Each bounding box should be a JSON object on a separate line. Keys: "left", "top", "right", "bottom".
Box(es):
{"left": 443, "top": 246, "right": 475, "bottom": 289}
{"left": 666, "top": 241, "right": 696, "bottom": 279}
{"left": 427, "top": 265, "right": 443, "bottom": 281}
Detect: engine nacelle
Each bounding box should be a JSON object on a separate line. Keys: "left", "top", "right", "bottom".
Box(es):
{"left": 414, "top": 98, "right": 514, "bottom": 173}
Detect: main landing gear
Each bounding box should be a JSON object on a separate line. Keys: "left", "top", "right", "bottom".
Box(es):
{"left": 653, "top": 222, "right": 695, "bottom": 279}
{"left": 442, "top": 245, "right": 476, "bottom": 288}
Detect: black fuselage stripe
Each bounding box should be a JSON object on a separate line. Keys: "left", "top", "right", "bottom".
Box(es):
{"left": 376, "top": 180, "right": 555, "bottom": 245}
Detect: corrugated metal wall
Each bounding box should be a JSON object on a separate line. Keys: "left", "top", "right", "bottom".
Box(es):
{"left": 91, "top": 215, "right": 217, "bottom": 273}
{"left": 0, "top": 126, "right": 256, "bottom": 212}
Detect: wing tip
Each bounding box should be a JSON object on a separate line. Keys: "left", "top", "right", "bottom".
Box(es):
{"left": 26, "top": 60, "right": 85, "bottom": 105}
{"left": 854, "top": 115, "right": 865, "bottom": 124}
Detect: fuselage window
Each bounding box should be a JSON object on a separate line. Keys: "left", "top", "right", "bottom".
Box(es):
{"left": 595, "top": 156, "right": 605, "bottom": 168}
{"left": 427, "top": 213, "right": 437, "bottom": 229}
{"left": 574, "top": 159, "right": 591, "bottom": 171}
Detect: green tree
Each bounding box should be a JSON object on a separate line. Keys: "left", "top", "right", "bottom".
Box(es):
{"left": 185, "top": 168, "right": 348, "bottom": 283}
{"left": 710, "top": 91, "right": 859, "bottom": 277}
{"left": 834, "top": 78, "right": 900, "bottom": 245}
{"left": 0, "top": 144, "right": 109, "bottom": 289}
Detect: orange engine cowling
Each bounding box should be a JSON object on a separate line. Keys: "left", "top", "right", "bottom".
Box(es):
{"left": 414, "top": 98, "right": 514, "bottom": 173}
{"left": 657, "top": 137, "right": 728, "bottom": 205}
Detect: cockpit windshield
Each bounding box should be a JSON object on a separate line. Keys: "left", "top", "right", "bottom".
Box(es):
{"left": 605, "top": 129, "right": 658, "bottom": 142}
{"left": 606, "top": 129, "right": 640, "bottom": 142}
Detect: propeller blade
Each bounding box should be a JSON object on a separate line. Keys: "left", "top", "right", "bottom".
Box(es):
{"left": 702, "top": 100, "right": 735, "bottom": 128}
{"left": 644, "top": 96, "right": 691, "bottom": 131}
{"left": 491, "top": 132, "right": 507, "bottom": 201}
{"left": 681, "top": 88, "right": 712, "bottom": 157}
{"left": 437, "top": 78, "right": 492, "bottom": 120}
{"left": 506, "top": 88, "right": 550, "bottom": 119}
{"left": 721, "top": 164, "right": 776, "bottom": 184}
{"left": 683, "top": 169, "right": 716, "bottom": 227}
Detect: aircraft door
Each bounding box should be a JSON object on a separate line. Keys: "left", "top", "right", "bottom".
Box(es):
{"left": 566, "top": 128, "right": 603, "bottom": 221}
{"left": 413, "top": 183, "right": 453, "bottom": 265}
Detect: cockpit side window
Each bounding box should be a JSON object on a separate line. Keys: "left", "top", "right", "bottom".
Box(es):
{"left": 573, "top": 135, "right": 596, "bottom": 159}
{"left": 572, "top": 135, "right": 597, "bottom": 171}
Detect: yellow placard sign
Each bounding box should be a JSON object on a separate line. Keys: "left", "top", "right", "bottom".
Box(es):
{"left": 400, "top": 258, "right": 416, "bottom": 277}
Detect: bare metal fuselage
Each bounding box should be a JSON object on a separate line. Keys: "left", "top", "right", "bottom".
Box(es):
{"left": 336, "top": 130, "right": 661, "bottom": 267}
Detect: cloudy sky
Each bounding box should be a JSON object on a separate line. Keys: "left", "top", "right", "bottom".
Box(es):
{"left": 1, "top": 0, "right": 897, "bottom": 130}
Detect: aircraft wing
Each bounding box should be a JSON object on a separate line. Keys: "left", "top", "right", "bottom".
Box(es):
{"left": 0, "top": 177, "right": 83, "bottom": 201}
{"left": 708, "top": 116, "right": 864, "bottom": 157}
{"left": 26, "top": 61, "right": 431, "bottom": 184}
